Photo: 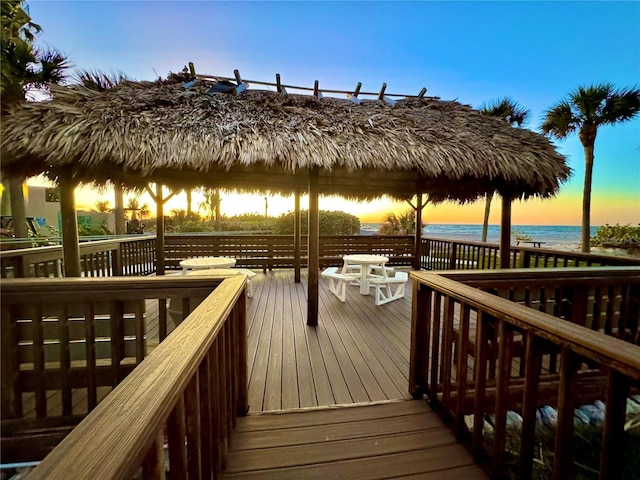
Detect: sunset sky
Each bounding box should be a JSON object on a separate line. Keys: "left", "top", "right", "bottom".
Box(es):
{"left": 28, "top": 1, "right": 640, "bottom": 226}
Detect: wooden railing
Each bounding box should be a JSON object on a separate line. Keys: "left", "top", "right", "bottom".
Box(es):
{"left": 420, "top": 237, "right": 640, "bottom": 270}
{"left": 25, "top": 275, "right": 247, "bottom": 479}
{"left": 409, "top": 268, "right": 640, "bottom": 479}
{"left": 165, "top": 234, "right": 415, "bottom": 270}
{"left": 0, "top": 236, "right": 156, "bottom": 278}
{"left": 0, "top": 274, "right": 248, "bottom": 464}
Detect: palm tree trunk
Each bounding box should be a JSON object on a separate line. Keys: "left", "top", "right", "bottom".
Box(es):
{"left": 114, "top": 183, "right": 125, "bottom": 235}
{"left": 481, "top": 192, "right": 493, "bottom": 243}
{"left": 581, "top": 145, "right": 595, "bottom": 253}
{"left": 8, "top": 177, "right": 28, "bottom": 240}
{"left": 186, "top": 190, "right": 192, "bottom": 216}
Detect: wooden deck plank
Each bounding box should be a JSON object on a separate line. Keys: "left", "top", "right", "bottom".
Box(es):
{"left": 242, "top": 269, "right": 412, "bottom": 411}
{"left": 291, "top": 283, "right": 318, "bottom": 408}
{"left": 235, "top": 400, "right": 433, "bottom": 432}
{"left": 263, "top": 274, "right": 284, "bottom": 411}
{"left": 223, "top": 400, "right": 486, "bottom": 479}
{"left": 280, "top": 274, "right": 299, "bottom": 409}
{"left": 319, "top": 291, "right": 395, "bottom": 401}
{"left": 223, "top": 444, "right": 480, "bottom": 480}
{"left": 225, "top": 428, "right": 456, "bottom": 472}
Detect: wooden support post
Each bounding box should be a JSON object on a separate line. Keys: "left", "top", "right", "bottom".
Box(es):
{"left": 114, "top": 182, "right": 125, "bottom": 235}
{"left": 234, "top": 69, "right": 242, "bottom": 85}
{"left": 378, "top": 83, "right": 387, "bottom": 100}
{"left": 294, "top": 190, "right": 301, "bottom": 283}
{"left": 313, "top": 80, "right": 320, "bottom": 99}
{"left": 418, "top": 87, "right": 427, "bottom": 98}
{"left": 409, "top": 281, "right": 431, "bottom": 398}
{"left": 60, "top": 172, "right": 81, "bottom": 277}
{"left": 600, "top": 370, "right": 628, "bottom": 480}
{"left": 307, "top": 167, "right": 320, "bottom": 326}
{"left": 188, "top": 62, "right": 196, "bottom": 76}
{"left": 353, "top": 82, "right": 362, "bottom": 97}
{"left": 499, "top": 194, "right": 512, "bottom": 269}
{"left": 553, "top": 348, "right": 579, "bottom": 480}
{"left": 413, "top": 194, "right": 423, "bottom": 270}
{"left": 154, "top": 183, "right": 165, "bottom": 275}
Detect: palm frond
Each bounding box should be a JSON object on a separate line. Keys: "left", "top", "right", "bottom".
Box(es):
{"left": 601, "top": 87, "right": 640, "bottom": 125}
{"left": 570, "top": 83, "right": 613, "bottom": 121}
{"left": 480, "top": 97, "right": 529, "bottom": 127}
{"left": 541, "top": 100, "right": 577, "bottom": 139}
{"left": 72, "top": 69, "right": 131, "bottom": 91}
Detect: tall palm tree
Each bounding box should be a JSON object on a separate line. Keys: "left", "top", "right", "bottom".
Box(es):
{"left": 541, "top": 84, "right": 640, "bottom": 253}
{"left": 1, "top": 0, "right": 69, "bottom": 239}
{"left": 479, "top": 98, "right": 529, "bottom": 242}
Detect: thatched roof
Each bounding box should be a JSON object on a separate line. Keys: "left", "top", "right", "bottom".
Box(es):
{"left": 1, "top": 73, "right": 570, "bottom": 202}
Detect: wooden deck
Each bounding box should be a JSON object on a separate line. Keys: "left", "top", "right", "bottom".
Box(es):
{"left": 223, "top": 400, "right": 487, "bottom": 479}
{"left": 245, "top": 269, "right": 413, "bottom": 412}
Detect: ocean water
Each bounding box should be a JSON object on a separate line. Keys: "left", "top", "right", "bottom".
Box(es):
{"left": 360, "top": 223, "right": 598, "bottom": 251}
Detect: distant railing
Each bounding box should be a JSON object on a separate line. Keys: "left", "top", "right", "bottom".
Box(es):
{"left": 409, "top": 268, "right": 640, "bottom": 479}
{"left": 0, "top": 236, "right": 156, "bottom": 278}
{"left": 25, "top": 275, "right": 247, "bottom": 479}
{"left": 0, "top": 274, "right": 248, "bottom": 463}
{"left": 165, "top": 234, "right": 415, "bottom": 270}
{"left": 420, "top": 237, "right": 640, "bottom": 270}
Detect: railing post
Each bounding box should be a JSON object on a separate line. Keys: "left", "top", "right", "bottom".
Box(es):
{"left": 449, "top": 242, "right": 457, "bottom": 270}
{"left": 409, "top": 279, "right": 431, "bottom": 398}
{"left": 553, "top": 348, "right": 579, "bottom": 480}
{"left": 113, "top": 245, "right": 124, "bottom": 276}
{"left": 600, "top": 371, "right": 628, "bottom": 480}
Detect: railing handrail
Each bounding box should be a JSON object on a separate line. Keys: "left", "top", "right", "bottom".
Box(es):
{"left": 27, "top": 274, "right": 246, "bottom": 479}
{"left": 0, "top": 236, "right": 155, "bottom": 260}
{"left": 422, "top": 236, "right": 640, "bottom": 266}
{"left": 410, "top": 269, "right": 640, "bottom": 380}
{"left": 438, "top": 265, "right": 640, "bottom": 282}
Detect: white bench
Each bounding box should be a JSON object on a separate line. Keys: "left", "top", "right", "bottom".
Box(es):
{"left": 369, "top": 271, "right": 409, "bottom": 306}
{"left": 321, "top": 266, "right": 354, "bottom": 302}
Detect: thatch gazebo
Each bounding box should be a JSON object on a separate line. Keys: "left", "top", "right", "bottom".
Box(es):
{"left": 0, "top": 69, "right": 570, "bottom": 325}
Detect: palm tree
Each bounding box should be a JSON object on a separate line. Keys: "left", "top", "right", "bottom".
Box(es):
{"left": 1, "top": 0, "right": 69, "bottom": 239}
{"left": 479, "top": 98, "right": 529, "bottom": 242}
{"left": 379, "top": 210, "right": 416, "bottom": 235}
{"left": 541, "top": 84, "right": 640, "bottom": 253}
{"left": 95, "top": 200, "right": 111, "bottom": 213}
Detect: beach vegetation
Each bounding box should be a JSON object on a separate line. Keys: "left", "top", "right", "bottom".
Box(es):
{"left": 591, "top": 224, "right": 640, "bottom": 251}
{"left": 379, "top": 210, "right": 419, "bottom": 235}
{"left": 541, "top": 84, "right": 640, "bottom": 253}
{"left": 274, "top": 210, "right": 360, "bottom": 235}
{"left": 479, "top": 98, "right": 529, "bottom": 242}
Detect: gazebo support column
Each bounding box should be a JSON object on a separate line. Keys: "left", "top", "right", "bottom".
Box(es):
{"left": 114, "top": 182, "right": 125, "bottom": 235}
{"left": 413, "top": 194, "right": 424, "bottom": 270}
{"left": 147, "top": 183, "right": 176, "bottom": 276}
{"left": 307, "top": 167, "right": 320, "bottom": 326}
{"left": 294, "top": 190, "right": 301, "bottom": 283}
{"left": 500, "top": 194, "right": 512, "bottom": 269}
{"left": 60, "top": 172, "right": 81, "bottom": 277}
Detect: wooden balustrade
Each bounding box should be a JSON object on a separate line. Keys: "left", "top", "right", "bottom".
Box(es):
{"left": 420, "top": 237, "right": 640, "bottom": 271}
{"left": 165, "top": 234, "right": 415, "bottom": 270}
{"left": 409, "top": 269, "right": 640, "bottom": 480}
{"left": 0, "top": 274, "right": 248, "bottom": 464}
{"left": 0, "top": 236, "right": 156, "bottom": 278}
{"left": 24, "top": 275, "right": 247, "bottom": 479}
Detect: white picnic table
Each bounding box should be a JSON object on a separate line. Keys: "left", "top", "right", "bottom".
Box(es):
{"left": 179, "top": 256, "right": 236, "bottom": 274}
{"left": 342, "top": 254, "right": 389, "bottom": 295}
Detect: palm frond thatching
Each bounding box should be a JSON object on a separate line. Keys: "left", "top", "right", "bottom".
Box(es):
{"left": 1, "top": 72, "right": 570, "bottom": 202}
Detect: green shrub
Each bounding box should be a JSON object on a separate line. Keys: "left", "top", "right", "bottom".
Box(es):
{"left": 591, "top": 224, "right": 640, "bottom": 250}
{"left": 274, "top": 210, "right": 360, "bottom": 235}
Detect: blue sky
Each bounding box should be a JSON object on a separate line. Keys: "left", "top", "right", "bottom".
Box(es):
{"left": 29, "top": 1, "right": 640, "bottom": 224}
